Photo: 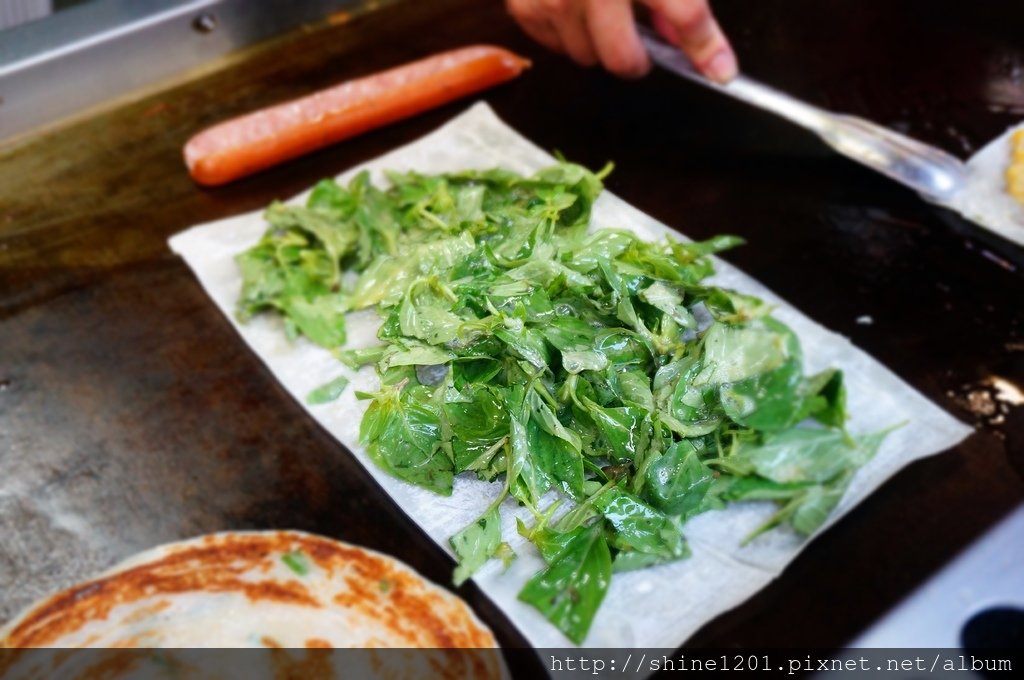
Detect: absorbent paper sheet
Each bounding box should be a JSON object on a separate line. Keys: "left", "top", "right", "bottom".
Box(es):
{"left": 945, "top": 121, "right": 1024, "bottom": 246}
{"left": 170, "top": 102, "right": 972, "bottom": 649}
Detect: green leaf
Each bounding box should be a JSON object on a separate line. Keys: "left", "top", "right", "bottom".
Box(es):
{"left": 380, "top": 343, "right": 454, "bottom": 371}
{"left": 561, "top": 350, "right": 609, "bottom": 374}
{"left": 672, "top": 234, "right": 745, "bottom": 259}
{"left": 614, "top": 370, "right": 654, "bottom": 411}
{"left": 398, "top": 279, "right": 463, "bottom": 345}
{"left": 594, "top": 329, "right": 649, "bottom": 368}
{"left": 790, "top": 481, "right": 848, "bottom": 535}
{"left": 445, "top": 385, "right": 510, "bottom": 473}
{"left": 732, "top": 428, "right": 879, "bottom": 485}
{"left": 639, "top": 281, "right": 696, "bottom": 329}
{"left": 307, "top": 178, "right": 356, "bottom": 221}
{"left": 508, "top": 406, "right": 554, "bottom": 508}
{"left": 695, "top": 321, "right": 790, "bottom": 386}
{"left": 594, "top": 486, "right": 689, "bottom": 562}
{"left": 281, "top": 550, "right": 311, "bottom": 576}
{"left": 281, "top": 294, "right": 347, "bottom": 348}
{"left": 582, "top": 397, "right": 649, "bottom": 463}
{"left": 531, "top": 162, "right": 605, "bottom": 229}
{"left": 801, "top": 369, "right": 847, "bottom": 428}
{"left": 264, "top": 201, "right": 357, "bottom": 283}
{"left": 540, "top": 317, "right": 600, "bottom": 352}
{"left": 643, "top": 440, "right": 714, "bottom": 516}
{"left": 668, "top": 359, "right": 722, "bottom": 437}
{"left": 305, "top": 375, "right": 351, "bottom": 405}
{"left": 720, "top": 319, "right": 804, "bottom": 431}
{"left": 568, "top": 230, "right": 635, "bottom": 272}
{"left": 516, "top": 518, "right": 589, "bottom": 563}
{"left": 528, "top": 390, "right": 583, "bottom": 453}
{"left": 452, "top": 358, "right": 502, "bottom": 387}
{"left": 337, "top": 345, "right": 387, "bottom": 369}
{"left": 451, "top": 506, "right": 511, "bottom": 586}
{"left": 719, "top": 476, "right": 814, "bottom": 502}
{"left": 235, "top": 244, "right": 286, "bottom": 320}
{"left": 527, "top": 417, "right": 584, "bottom": 499}
{"left": 349, "top": 232, "right": 475, "bottom": 309}
{"left": 503, "top": 258, "right": 592, "bottom": 289}
{"left": 518, "top": 523, "right": 612, "bottom": 644}
{"left": 359, "top": 384, "right": 453, "bottom": 495}
{"left": 612, "top": 550, "right": 675, "bottom": 572}
{"left": 494, "top": 324, "right": 550, "bottom": 371}
{"left": 741, "top": 472, "right": 856, "bottom": 544}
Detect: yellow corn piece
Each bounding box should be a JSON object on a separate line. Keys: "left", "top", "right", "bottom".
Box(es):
{"left": 1013, "top": 129, "right": 1024, "bottom": 163}
{"left": 1009, "top": 163, "right": 1024, "bottom": 204}
{"left": 1008, "top": 130, "right": 1024, "bottom": 204}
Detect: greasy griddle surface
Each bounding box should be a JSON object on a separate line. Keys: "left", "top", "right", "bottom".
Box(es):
{"left": 0, "top": 0, "right": 1021, "bottom": 668}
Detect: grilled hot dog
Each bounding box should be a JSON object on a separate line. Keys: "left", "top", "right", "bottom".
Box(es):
{"left": 184, "top": 45, "right": 530, "bottom": 186}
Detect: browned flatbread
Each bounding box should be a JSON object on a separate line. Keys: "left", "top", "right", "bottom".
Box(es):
{"left": 0, "top": 531, "right": 504, "bottom": 678}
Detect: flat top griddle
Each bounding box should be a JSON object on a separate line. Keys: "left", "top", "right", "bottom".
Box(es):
{"left": 0, "top": 0, "right": 1021, "bottom": 669}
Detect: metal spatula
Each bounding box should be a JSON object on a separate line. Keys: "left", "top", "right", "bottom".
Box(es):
{"left": 639, "top": 26, "right": 968, "bottom": 203}
{"left": 640, "top": 27, "right": 1024, "bottom": 248}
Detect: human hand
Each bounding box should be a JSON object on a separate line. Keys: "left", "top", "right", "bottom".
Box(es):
{"left": 505, "top": 0, "right": 738, "bottom": 82}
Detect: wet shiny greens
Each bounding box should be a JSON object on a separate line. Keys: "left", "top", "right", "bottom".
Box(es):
{"left": 236, "top": 162, "right": 886, "bottom": 643}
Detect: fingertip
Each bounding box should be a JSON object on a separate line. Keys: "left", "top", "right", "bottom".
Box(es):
{"left": 703, "top": 47, "right": 738, "bottom": 83}
{"left": 602, "top": 43, "right": 651, "bottom": 79}
{"left": 617, "top": 55, "right": 652, "bottom": 79}
{"left": 567, "top": 42, "right": 600, "bottom": 67}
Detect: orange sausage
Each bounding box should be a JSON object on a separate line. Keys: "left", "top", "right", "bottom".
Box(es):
{"left": 184, "top": 45, "right": 530, "bottom": 186}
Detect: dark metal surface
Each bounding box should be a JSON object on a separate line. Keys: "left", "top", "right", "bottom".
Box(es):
{"left": 1, "top": 0, "right": 1022, "bottom": 669}
{"left": 0, "top": 0, "right": 392, "bottom": 142}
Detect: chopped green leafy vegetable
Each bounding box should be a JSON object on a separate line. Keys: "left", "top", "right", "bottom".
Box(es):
{"left": 281, "top": 550, "right": 310, "bottom": 576}
{"left": 358, "top": 381, "right": 452, "bottom": 496}
{"left": 305, "top": 375, "right": 350, "bottom": 405}
{"left": 450, "top": 504, "right": 515, "bottom": 586}
{"left": 237, "top": 160, "right": 891, "bottom": 643}
{"left": 517, "top": 522, "right": 611, "bottom": 644}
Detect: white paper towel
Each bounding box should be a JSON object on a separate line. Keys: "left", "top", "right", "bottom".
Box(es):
{"left": 169, "top": 102, "right": 973, "bottom": 649}
{"left": 945, "top": 122, "right": 1024, "bottom": 247}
